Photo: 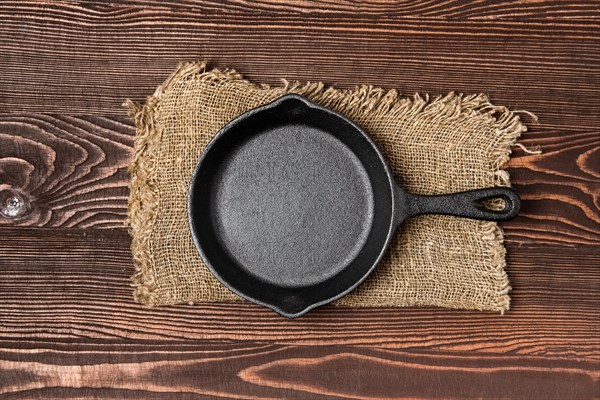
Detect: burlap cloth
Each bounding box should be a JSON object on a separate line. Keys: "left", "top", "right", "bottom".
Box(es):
{"left": 125, "top": 61, "right": 528, "bottom": 312}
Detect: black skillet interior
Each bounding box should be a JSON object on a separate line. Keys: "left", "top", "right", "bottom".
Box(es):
{"left": 188, "top": 94, "right": 520, "bottom": 317}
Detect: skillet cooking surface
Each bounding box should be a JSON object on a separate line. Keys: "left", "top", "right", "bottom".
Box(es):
{"left": 212, "top": 123, "right": 375, "bottom": 287}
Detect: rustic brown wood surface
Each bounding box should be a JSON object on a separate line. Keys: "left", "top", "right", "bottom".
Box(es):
{"left": 0, "top": 1, "right": 599, "bottom": 399}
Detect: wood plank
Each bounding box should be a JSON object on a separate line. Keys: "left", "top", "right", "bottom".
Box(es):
{"left": 0, "top": 2, "right": 598, "bottom": 129}
{"left": 0, "top": 340, "right": 598, "bottom": 400}
{"left": 507, "top": 125, "right": 600, "bottom": 246}
{"left": 2, "top": 114, "right": 598, "bottom": 246}
{"left": 0, "top": 227, "right": 598, "bottom": 357}
{"left": 37, "top": 0, "right": 600, "bottom": 20}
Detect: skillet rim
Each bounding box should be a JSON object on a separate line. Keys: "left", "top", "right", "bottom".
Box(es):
{"left": 187, "top": 93, "right": 399, "bottom": 317}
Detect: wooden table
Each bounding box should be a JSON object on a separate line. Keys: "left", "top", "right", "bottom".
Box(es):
{"left": 1, "top": 1, "right": 598, "bottom": 399}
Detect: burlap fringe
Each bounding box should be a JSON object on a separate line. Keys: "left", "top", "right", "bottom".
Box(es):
{"left": 126, "top": 61, "right": 536, "bottom": 311}
{"left": 124, "top": 96, "right": 160, "bottom": 305}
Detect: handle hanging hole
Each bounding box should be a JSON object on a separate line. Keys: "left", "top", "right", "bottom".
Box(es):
{"left": 480, "top": 197, "right": 507, "bottom": 212}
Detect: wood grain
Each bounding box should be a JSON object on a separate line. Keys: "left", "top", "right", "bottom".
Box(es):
{"left": 1, "top": 340, "right": 598, "bottom": 399}
{"left": 40, "top": 0, "right": 600, "bottom": 20}
{"left": 1, "top": 114, "right": 598, "bottom": 247}
{"left": 0, "top": 114, "right": 133, "bottom": 228}
{"left": 0, "top": 1, "right": 598, "bottom": 130}
{"left": 508, "top": 125, "right": 600, "bottom": 245}
{"left": 1, "top": 227, "right": 598, "bottom": 358}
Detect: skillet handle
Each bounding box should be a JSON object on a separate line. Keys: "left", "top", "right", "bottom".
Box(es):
{"left": 405, "top": 187, "right": 521, "bottom": 221}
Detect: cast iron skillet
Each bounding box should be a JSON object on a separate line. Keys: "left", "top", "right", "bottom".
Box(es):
{"left": 188, "top": 94, "right": 520, "bottom": 318}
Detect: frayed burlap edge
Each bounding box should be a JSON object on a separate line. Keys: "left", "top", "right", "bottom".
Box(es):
{"left": 125, "top": 61, "right": 533, "bottom": 311}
